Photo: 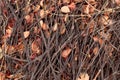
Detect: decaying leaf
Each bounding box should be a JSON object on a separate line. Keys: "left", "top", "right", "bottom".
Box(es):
{"left": 23, "top": 31, "right": 30, "bottom": 38}
{"left": 77, "top": 72, "right": 89, "bottom": 80}
{"left": 61, "top": 47, "right": 71, "bottom": 58}
{"left": 61, "top": 6, "right": 70, "bottom": 13}
{"left": 0, "top": 72, "right": 5, "bottom": 80}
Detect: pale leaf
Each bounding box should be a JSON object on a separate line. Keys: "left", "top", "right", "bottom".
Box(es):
{"left": 61, "top": 6, "right": 70, "bottom": 13}
{"left": 77, "top": 73, "right": 89, "bottom": 80}
{"left": 24, "top": 31, "right": 30, "bottom": 38}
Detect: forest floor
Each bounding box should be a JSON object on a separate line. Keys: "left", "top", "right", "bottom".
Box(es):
{"left": 0, "top": 0, "right": 120, "bottom": 80}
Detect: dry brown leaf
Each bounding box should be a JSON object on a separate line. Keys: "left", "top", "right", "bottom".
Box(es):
{"left": 68, "top": 2, "right": 76, "bottom": 10}
{"left": 61, "top": 47, "right": 71, "bottom": 58}
{"left": 40, "top": 20, "right": 49, "bottom": 30}
{"left": 93, "top": 47, "right": 99, "bottom": 55}
{"left": 101, "top": 15, "right": 109, "bottom": 25}
{"left": 31, "top": 41, "right": 40, "bottom": 53}
{"left": 77, "top": 73, "right": 89, "bottom": 80}
{"left": 34, "top": 5, "right": 40, "bottom": 12}
{"left": 31, "top": 38, "right": 41, "bottom": 54}
{"left": 24, "top": 14, "right": 31, "bottom": 23}
{"left": 93, "top": 36, "right": 99, "bottom": 42}
{"left": 88, "top": 0, "right": 95, "bottom": 2}
{"left": 61, "top": 6, "right": 70, "bottom": 13}
{"left": 0, "top": 72, "right": 5, "bottom": 80}
{"left": 99, "top": 38, "right": 104, "bottom": 46}
{"left": 63, "top": 0, "right": 70, "bottom": 4}
{"left": 53, "top": 22, "right": 58, "bottom": 32}
{"left": 60, "top": 25, "right": 66, "bottom": 35}
{"left": 23, "top": 31, "right": 30, "bottom": 38}
{"left": 82, "top": 5, "right": 90, "bottom": 14}
{"left": 6, "top": 27, "right": 13, "bottom": 38}
{"left": 40, "top": 0, "right": 44, "bottom": 7}
{"left": 74, "top": 0, "right": 83, "bottom": 3}
{"left": 115, "top": 0, "right": 120, "bottom": 5}
{"left": 45, "top": 30, "right": 50, "bottom": 38}
{"left": 39, "top": 10, "right": 49, "bottom": 18}
{"left": 0, "top": 48, "right": 3, "bottom": 59}
{"left": 23, "top": 6, "right": 31, "bottom": 14}
{"left": 42, "top": 23, "right": 49, "bottom": 30}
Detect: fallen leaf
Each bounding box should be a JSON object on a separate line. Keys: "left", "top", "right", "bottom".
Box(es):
{"left": 31, "top": 38, "right": 41, "bottom": 54}
{"left": 39, "top": 9, "right": 49, "bottom": 18}
{"left": 6, "top": 27, "right": 13, "bottom": 38}
{"left": 77, "top": 72, "right": 89, "bottom": 80}
{"left": 0, "top": 48, "right": 3, "bottom": 59}
{"left": 60, "top": 25, "right": 66, "bottom": 35}
{"left": 24, "top": 14, "right": 31, "bottom": 23}
{"left": 115, "top": 0, "right": 120, "bottom": 5}
{"left": 82, "top": 5, "right": 90, "bottom": 14}
{"left": 63, "top": 0, "right": 70, "bottom": 4}
{"left": 93, "top": 36, "right": 99, "bottom": 42}
{"left": 98, "top": 38, "right": 104, "bottom": 46}
{"left": 61, "top": 47, "right": 71, "bottom": 58}
{"left": 53, "top": 22, "right": 58, "bottom": 32}
{"left": 24, "top": 31, "right": 30, "bottom": 38}
{"left": 93, "top": 47, "right": 99, "bottom": 55}
{"left": 61, "top": 6, "right": 70, "bottom": 13}
{"left": 34, "top": 5, "right": 40, "bottom": 12}
{"left": 40, "top": 0, "right": 44, "bottom": 7}
{"left": 0, "top": 72, "right": 5, "bottom": 80}
{"left": 68, "top": 2, "right": 76, "bottom": 10}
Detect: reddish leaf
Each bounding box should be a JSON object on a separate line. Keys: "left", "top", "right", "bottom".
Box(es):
{"left": 68, "top": 2, "right": 76, "bottom": 10}
{"left": 61, "top": 47, "right": 71, "bottom": 58}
